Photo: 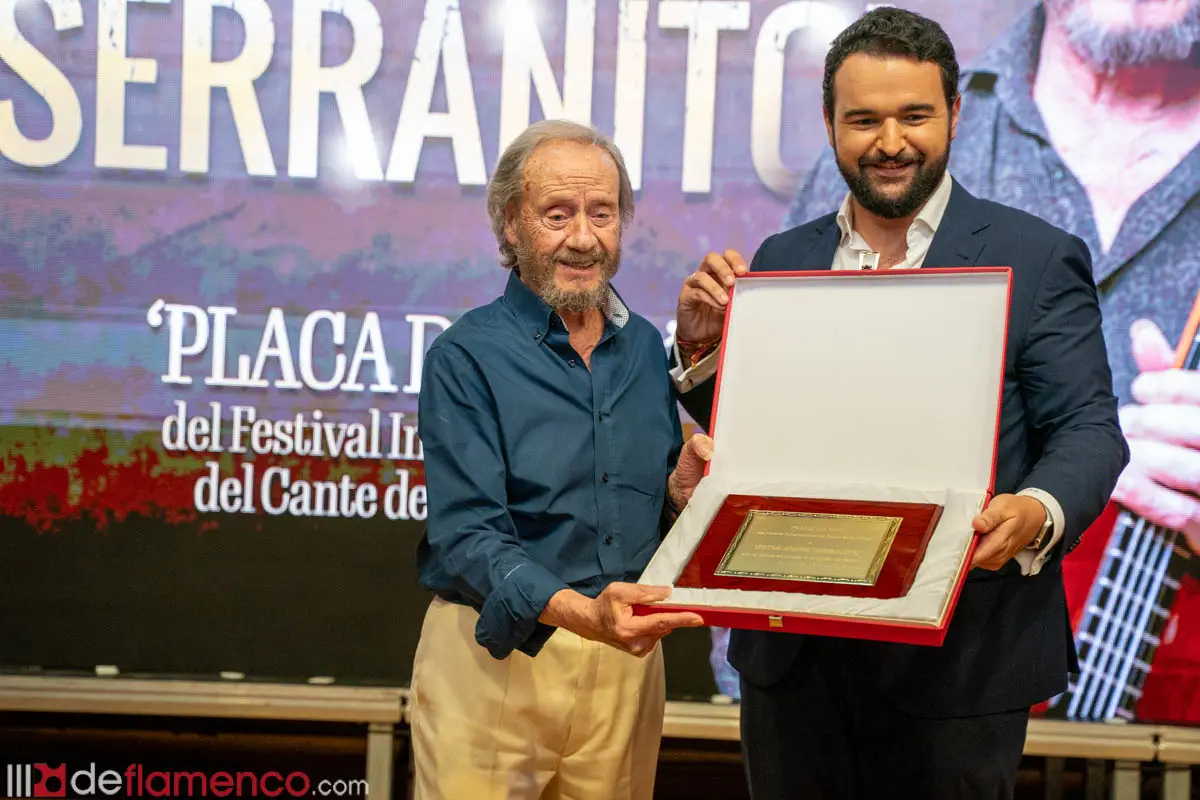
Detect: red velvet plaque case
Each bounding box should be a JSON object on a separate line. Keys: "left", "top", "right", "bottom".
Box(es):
{"left": 674, "top": 495, "right": 943, "bottom": 599}
{"left": 632, "top": 267, "right": 1013, "bottom": 647}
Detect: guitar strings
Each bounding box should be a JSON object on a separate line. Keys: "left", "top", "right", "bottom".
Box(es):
{"left": 1102, "top": 520, "right": 1171, "bottom": 719}
{"left": 1069, "top": 514, "right": 1160, "bottom": 718}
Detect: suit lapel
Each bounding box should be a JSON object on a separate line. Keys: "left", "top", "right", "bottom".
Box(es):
{"left": 924, "top": 179, "right": 990, "bottom": 267}
{"left": 777, "top": 216, "right": 840, "bottom": 271}
{"left": 765, "top": 179, "right": 990, "bottom": 272}
{"left": 754, "top": 215, "right": 840, "bottom": 272}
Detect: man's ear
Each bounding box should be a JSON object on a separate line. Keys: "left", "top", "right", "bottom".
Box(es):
{"left": 823, "top": 108, "right": 835, "bottom": 150}
{"left": 949, "top": 93, "right": 962, "bottom": 141}
{"left": 504, "top": 205, "right": 519, "bottom": 247}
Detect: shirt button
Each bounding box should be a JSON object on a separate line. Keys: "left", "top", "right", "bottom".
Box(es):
{"left": 602, "top": 473, "right": 609, "bottom": 483}
{"left": 604, "top": 535, "right": 614, "bottom": 545}
{"left": 534, "top": 331, "right": 542, "bottom": 340}
{"left": 568, "top": 359, "right": 576, "bottom": 367}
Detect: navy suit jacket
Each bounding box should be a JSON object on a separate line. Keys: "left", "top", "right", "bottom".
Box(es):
{"left": 677, "top": 179, "right": 1129, "bottom": 717}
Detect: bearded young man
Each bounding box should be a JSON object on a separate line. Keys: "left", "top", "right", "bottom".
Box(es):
{"left": 408, "top": 119, "right": 712, "bottom": 800}
{"left": 783, "top": 0, "right": 1200, "bottom": 724}
{"left": 670, "top": 8, "right": 1128, "bottom": 798}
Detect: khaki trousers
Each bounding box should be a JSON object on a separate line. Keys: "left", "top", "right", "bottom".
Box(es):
{"left": 410, "top": 597, "right": 665, "bottom": 800}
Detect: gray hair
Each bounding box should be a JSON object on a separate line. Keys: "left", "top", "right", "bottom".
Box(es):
{"left": 487, "top": 119, "right": 635, "bottom": 269}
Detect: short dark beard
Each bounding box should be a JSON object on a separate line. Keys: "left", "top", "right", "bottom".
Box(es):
{"left": 835, "top": 139, "right": 950, "bottom": 220}
{"left": 1049, "top": 0, "right": 1200, "bottom": 70}
{"left": 513, "top": 229, "right": 620, "bottom": 314}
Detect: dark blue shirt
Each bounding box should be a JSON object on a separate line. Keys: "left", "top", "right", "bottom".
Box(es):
{"left": 416, "top": 271, "right": 683, "bottom": 659}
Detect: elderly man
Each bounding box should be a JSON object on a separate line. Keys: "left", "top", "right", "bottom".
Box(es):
{"left": 409, "top": 119, "right": 710, "bottom": 800}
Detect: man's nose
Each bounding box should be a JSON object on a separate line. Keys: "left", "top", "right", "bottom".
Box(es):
{"left": 565, "top": 213, "right": 598, "bottom": 250}
{"left": 877, "top": 118, "right": 905, "bottom": 157}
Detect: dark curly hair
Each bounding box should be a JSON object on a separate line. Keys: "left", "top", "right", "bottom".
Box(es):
{"left": 822, "top": 7, "right": 959, "bottom": 120}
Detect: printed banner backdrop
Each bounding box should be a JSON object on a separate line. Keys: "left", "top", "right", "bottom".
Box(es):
{"left": 2, "top": 0, "right": 1197, "bottom": 722}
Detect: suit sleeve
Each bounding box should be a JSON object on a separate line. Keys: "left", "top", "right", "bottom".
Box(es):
{"left": 1015, "top": 234, "right": 1130, "bottom": 557}
{"left": 418, "top": 343, "right": 570, "bottom": 659}
{"left": 674, "top": 354, "right": 717, "bottom": 431}
{"left": 674, "top": 234, "right": 781, "bottom": 431}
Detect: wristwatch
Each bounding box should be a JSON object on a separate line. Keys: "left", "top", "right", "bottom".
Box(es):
{"left": 1026, "top": 501, "right": 1054, "bottom": 551}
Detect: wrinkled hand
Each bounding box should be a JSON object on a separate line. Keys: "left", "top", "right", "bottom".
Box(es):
{"left": 1113, "top": 319, "right": 1200, "bottom": 550}
{"left": 668, "top": 434, "right": 714, "bottom": 509}
{"left": 542, "top": 584, "right": 705, "bottom": 657}
{"left": 970, "top": 493, "right": 1047, "bottom": 570}
{"left": 676, "top": 250, "right": 749, "bottom": 355}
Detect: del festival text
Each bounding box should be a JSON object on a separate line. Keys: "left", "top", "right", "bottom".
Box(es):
{"left": 164, "top": 401, "right": 427, "bottom": 522}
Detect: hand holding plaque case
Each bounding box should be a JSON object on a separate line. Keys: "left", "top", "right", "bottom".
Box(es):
{"left": 636, "top": 268, "right": 1012, "bottom": 646}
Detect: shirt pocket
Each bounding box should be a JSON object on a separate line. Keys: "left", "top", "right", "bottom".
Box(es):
{"left": 613, "top": 412, "right": 673, "bottom": 500}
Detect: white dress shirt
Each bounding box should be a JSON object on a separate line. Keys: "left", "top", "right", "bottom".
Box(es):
{"left": 832, "top": 164, "right": 953, "bottom": 270}
{"left": 670, "top": 170, "right": 1065, "bottom": 575}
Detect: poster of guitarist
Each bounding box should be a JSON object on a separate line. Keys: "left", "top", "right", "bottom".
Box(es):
{"left": 713, "top": 0, "right": 1200, "bottom": 723}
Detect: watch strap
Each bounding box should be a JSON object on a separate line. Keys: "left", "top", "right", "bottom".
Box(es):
{"left": 1026, "top": 502, "right": 1053, "bottom": 551}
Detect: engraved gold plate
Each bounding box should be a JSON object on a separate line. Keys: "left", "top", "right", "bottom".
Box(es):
{"left": 714, "top": 510, "right": 903, "bottom": 585}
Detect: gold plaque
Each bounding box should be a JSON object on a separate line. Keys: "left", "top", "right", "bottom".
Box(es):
{"left": 714, "top": 510, "right": 902, "bottom": 585}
